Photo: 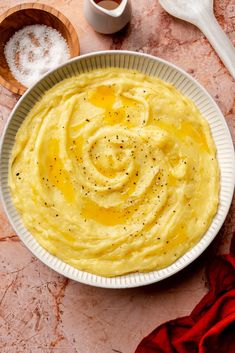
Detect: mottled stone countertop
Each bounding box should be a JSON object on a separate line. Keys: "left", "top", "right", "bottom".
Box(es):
{"left": 0, "top": 1, "right": 234, "bottom": 352}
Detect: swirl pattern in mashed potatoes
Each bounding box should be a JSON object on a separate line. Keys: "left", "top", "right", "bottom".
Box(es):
{"left": 9, "top": 69, "right": 219, "bottom": 276}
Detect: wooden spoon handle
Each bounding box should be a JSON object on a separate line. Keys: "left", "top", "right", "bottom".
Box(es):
{"left": 198, "top": 12, "right": 235, "bottom": 79}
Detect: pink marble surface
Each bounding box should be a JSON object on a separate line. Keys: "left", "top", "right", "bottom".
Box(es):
{"left": 0, "top": 1, "right": 234, "bottom": 352}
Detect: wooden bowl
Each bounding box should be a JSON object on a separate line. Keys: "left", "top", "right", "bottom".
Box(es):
{"left": 0, "top": 3, "right": 80, "bottom": 95}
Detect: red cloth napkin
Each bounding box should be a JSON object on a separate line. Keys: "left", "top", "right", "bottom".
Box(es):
{"left": 135, "top": 233, "right": 235, "bottom": 353}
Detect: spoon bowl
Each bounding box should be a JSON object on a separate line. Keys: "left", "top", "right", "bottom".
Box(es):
{"left": 159, "top": 0, "right": 212, "bottom": 24}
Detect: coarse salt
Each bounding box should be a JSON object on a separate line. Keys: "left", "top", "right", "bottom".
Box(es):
{"left": 4, "top": 24, "right": 70, "bottom": 88}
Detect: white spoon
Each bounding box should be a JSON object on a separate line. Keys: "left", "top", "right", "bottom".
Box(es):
{"left": 159, "top": 0, "right": 235, "bottom": 78}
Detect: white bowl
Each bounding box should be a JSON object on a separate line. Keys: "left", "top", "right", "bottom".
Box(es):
{"left": 0, "top": 51, "right": 234, "bottom": 288}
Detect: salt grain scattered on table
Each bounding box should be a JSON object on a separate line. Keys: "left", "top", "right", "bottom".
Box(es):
{"left": 4, "top": 24, "right": 70, "bottom": 87}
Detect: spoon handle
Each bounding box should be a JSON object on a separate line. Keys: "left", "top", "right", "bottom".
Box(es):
{"left": 198, "top": 12, "right": 235, "bottom": 79}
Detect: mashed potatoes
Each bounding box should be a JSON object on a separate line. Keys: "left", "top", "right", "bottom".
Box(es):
{"left": 9, "top": 68, "right": 219, "bottom": 276}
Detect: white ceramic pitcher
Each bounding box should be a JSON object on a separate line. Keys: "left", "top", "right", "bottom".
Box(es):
{"left": 84, "top": 0, "right": 132, "bottom": 34}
